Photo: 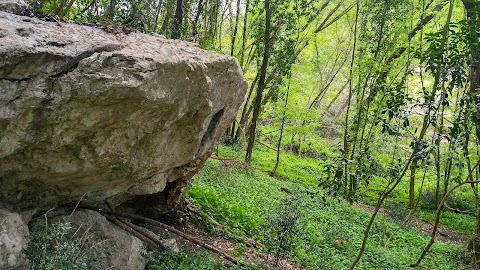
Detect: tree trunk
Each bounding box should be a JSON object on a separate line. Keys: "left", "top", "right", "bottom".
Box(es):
{"left": 272, "top": 82, "right": 290, "bottom": 175}
{"left": 171, "top": 0, "right": 184, "bottom": 39}
{"left": 160, "top": 0, "right": 176, "bottom": 35}
{"left": 153, "top": 0, "right": 165, "bottom": 33}
{"left": 57, "top": 0, "right": 76, "bottom": 18}
{"left": 191, "top": 0, "right": 204, "bottom": 40}
{"left": 204, "top": 0, "right": 220, "bottom": 46}
{"left": 245, "top": 0, "right": 271, "bottom": 163}
{"left": 342, "top": 0, "right": 360, "bottom": 202}
{"left": 409, "top": 160, "right": 418, "bottom": 209}
{"left": 462, "top": 0, "right": 480, "bottom": 265}
{"left": 239, "top": 0, "right": 250, "bottom": 68}
{"left": 217, "top": 2, "right": 228, "bottom": 51}
{"left": 230, "top": 0, "right": 241, "bottom": 56}
{"left": 106, "top": 0, "right": 116, "bottom": 20}
{"left": 235, "top": 72, "right": 259, "bottom": 141}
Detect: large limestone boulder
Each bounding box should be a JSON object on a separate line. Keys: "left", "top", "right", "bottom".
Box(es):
{"left": 0, "top": 11, "right": 247, "bottom": 216}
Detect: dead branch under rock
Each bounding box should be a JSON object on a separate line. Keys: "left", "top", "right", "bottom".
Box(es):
{"left": 104, "top": 214, "right": 159, "bottom": 247}
{"left": 209, "top": 154, "right": 235, "bottom": 162}
{"left": 209, "top": 154, "right": 236, "bottom": 166}
{"left": 104, "top": 200, "right": 165, "bottom": 248}
{"left": 74, "top": 204, "right": 238, "bottom": 265}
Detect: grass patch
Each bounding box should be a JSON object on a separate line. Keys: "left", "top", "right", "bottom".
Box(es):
{"left": 217, "top": 143, "right": 324, "bottom": 188}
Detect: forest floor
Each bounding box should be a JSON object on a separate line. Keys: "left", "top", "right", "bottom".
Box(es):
{"left": 353, "top": 202, "right": 470, "bottom": 244}
{"left": 145, "top": 143, "right": 473, "bottom": 269}
{"left": 143, "top": 184, "right": 470, "bottom": 270}
{"left": 146, "top": 200, "right": 305, "bottom": 269}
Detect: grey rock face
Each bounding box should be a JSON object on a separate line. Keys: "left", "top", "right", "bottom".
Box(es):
{"left": 0, "top": 11, "right": 247, "bottom": 215}
{"left": 0, "top": 0, "right": 29, "bottom": 15}
{"left": 0, "top": 209, "right": 29, "bottom": 269}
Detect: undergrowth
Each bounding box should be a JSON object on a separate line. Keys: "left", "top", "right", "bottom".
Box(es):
{"left": 187, "top": 152, "right": 469, "bottom": 269}
{"left": 25, "top": 221, "right": 92, "bottom": 270}
{"left": 144, "top": 246, "right": 271, "bottom": 270}
{"left": 145, "top": 247, "right": 226, "bottom": 270}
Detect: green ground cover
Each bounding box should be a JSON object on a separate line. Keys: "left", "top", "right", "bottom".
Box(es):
{"left": 183, "top": 150, "right": 469, "bottom": 269}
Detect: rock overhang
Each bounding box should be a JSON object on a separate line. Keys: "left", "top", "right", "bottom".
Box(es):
{"left": 0, "top": 10, "right": 247, "bottom": 217}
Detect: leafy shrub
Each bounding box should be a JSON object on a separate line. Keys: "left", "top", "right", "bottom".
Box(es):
{"left": 24, "top": 220, "right": 91, "bottom": 270}
{"left": 420, "top": 187, "right": 437, "bottom": 210}
{"left": 421, "top": 188, "right": 475, "bottom": 213}
{"left": 263, "top": 192, "right": 306, "bottom": 266}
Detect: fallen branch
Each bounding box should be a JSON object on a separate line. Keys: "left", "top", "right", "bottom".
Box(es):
{"left": 104, "top": 201, "right": 165, "bottom": 248}
{"left": 75, "top": 204, "right": 238, "bottom": 265}
{"left": 256, "top": 140, "right": 276, "bottom": 151}
{"left": 444, "top": 202, "right": 475, "bottom": 216}
{"left": 104, "top": 214, "right": 159, "bottom": 247}
{"left": 209, "top": 154, "right": 236, "bottom": 162}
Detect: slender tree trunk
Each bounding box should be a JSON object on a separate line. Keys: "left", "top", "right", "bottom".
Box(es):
{"left": 106, "top": 0, "right": 116, "bottom": 20}
{"left": 462, "top": 0, "right": 480, "bottom": 264}
{"left": 171, "top": 0, "right": 184, "bottom": 39}
{"left": 324, "top": 81, "right": 349, "bottom": 113}
{"left": 230, "top": 0, "right": 241, "bottom": 56}
{"left": 235, "top": 72, "right": 259, "bottom": 141}
{"left": 239, "top": 0, "right": 250, "bottom": 69}
{"left": 434, "top": 130, "right": 441, "bottom": 204}
{"left": 409, "top": 161, "right": 418, "bottom": 208}
{"left": 161, "top": 0, "right": 176, "bottom": 34}
{"left": 272, "top": 80, "right": 290, "bottom": 175}
{"left": 245, "top": 0, "right": 271, "bottom": 163}
{"left": 205, "top": 0, "right": 220, "bottom": 45}
{"left": 153, "top": 0, "right": 165, "bottom": 33}
{"left": 218, "top": 2, "right": 228, "bottom": 51}
{"left": 342, "top": 0, "right": 359, "bottom": 202}
{"left": 57, "top": 0, "right": 75, "bottom": 18}
{"left": 191, "top": 0, "right": 204, "bottom": 40}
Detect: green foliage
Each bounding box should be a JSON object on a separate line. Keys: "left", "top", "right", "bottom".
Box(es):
{"left": 189, "top": 153, "right": 468, "bottom": 269}
{"left": 145, "top": 247, "right": 225, "bottom": 270}
{"left": 218, "top": 141, "right": 326, "bottom": 188}
{"left": 187, "top": 160, "right": 290, "bottom": 236}
{"left": 263, "top": 192, "right": 306, "bottom": 266}
{"left": 419, "top": 209, "right": 476, "bottom": 236}
{"left": 25, "top": 221, "right": 91, "bottom": 270}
